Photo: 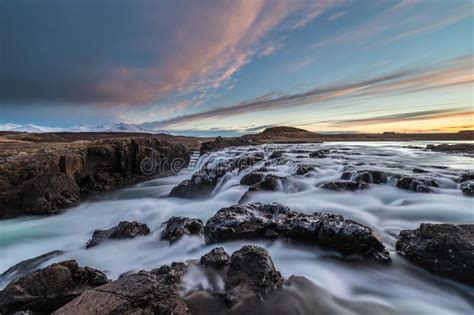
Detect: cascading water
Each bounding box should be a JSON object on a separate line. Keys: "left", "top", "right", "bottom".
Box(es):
{"left": 0, "top": 141, "right": 473, "bottom": 314}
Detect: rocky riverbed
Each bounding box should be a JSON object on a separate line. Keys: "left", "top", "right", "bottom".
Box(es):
{"left": 0, "top": 141, "right": 473, "bottom": 314}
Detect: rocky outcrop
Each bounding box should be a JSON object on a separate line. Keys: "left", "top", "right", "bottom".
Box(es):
{"left": 200, "top": 136, "right": 253, "bottom": 155}
{"left": 341, "top": 170, "right": 388, "bottom": 184}
{"left": 396, "top": 223, "right": 474, "bottom": 285}
{"left": 86, "top": 221, "right": 150, "bottom": 248}
{"left": 204, "top": 203, "right": 390, "bottom": 262}
{"left": 54, "top": 264, "right": 190, "bottom": 315}
{"left": 426, "top": 143, "right": 474, "bottom": 153}
{"left": 240, "top": 172, "right": 265, "bottom": 186}
{"left": 320, "top": 180, "right": 369, "bottom": 191}
{"left": 0, "top": 137, "right": 190, "bottom": 218}
{"left": 396, "top": 176, "right": 439, "bottom": 193}
{"left": 200, "top": 247, "right": 230, "bottom": 269}
{"left": 460, "top": 180, "right": 474, "bottom": 196}
{"left": 0, "top": 260, "right": 108, "bottom": 314}
{"left": 160, "top": 216, "right": 204, "bottom": 243}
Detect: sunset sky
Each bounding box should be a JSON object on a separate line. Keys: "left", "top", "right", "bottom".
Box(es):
{"left": 1, "top": 0, "right": 473, "bottom": 136}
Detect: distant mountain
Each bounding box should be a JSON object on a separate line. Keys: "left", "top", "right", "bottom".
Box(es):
{"left": 0, "top": 123, "right": 168, "bottom": 134}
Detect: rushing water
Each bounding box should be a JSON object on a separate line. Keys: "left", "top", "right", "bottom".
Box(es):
{"left": 1, "top": 142, "right": 473, "bottom": 314}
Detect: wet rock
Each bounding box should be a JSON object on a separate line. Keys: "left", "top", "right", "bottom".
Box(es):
{"left": 426, "top": 143, "right": 474, "bottom": 153}
{"left": 204, "top": 203, "right": 390, "bottom": 262}
{"left": 0, "top": 260, "right": 108, "bottom": 314}
{"left": 240, "top": 172, "right": 265, "bottom": 186}
{"left": 226, "top": 245, "right": 283, "bottom": 296}
{"left": 459, "top": 171, "right": 474, "bottom": 183}
{"left": 413, "top": 168, "right": 428, "bottom": 173}
{"left": 269, "top": 151, "right": 284, "bottom": 159}
{"left": 320, "top": 180, "right": 369, "bottom": 192}
{"left": 396, "top": 223, "right": 474, "bottom": 285}
{"left": 295, "top": 165, "right": 315, "bottom": 175}
{"left": 460, "top": 180, "right": 474, "bottom": 197}
{"left": 341, "top": 170, "right": 388, "bottom": 184}
{"left": 86, "top": 221, "right": 150, "bottom": 248}
{"left": 0, "top": 250, "right": 64, "bottom": 285}
{"left": 257, "top": 175, "right": 285, "bottom": 191}
{"left": 200, "top": 247, "right": 230, "bottom": 269}
{"left": 19, "top": 173, "right": 80, "bottom": 215}
{"left": 309, "top": 149, "right": 329, "bottom": 158}
{"left": 396, "top": 176, "right": 439, "bottom": 193}
{"left": 54, "top": 267, "right": 190, "bottom": 315}
{"left": 161, "top": 216, "right": 204, "bottom": 243}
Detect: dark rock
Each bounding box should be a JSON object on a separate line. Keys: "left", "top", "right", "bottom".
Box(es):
{"left": 460, "top": 180, "right": 474, "bottom": 197}
{"left": 200, "top": 247, "right": 230, "bottom": 269}
{"left": 320, "top": 181, "right": 370, "bottom": 191}
{"left": 269, "top": 151, "right": 284, "bottom": 159}
{"left": 86, "top": 221, "right": 150, "bottom": 248}
{"left": 460, "top": 171, "right": 474, "bottom": 183}
{"left": 341, "top": 170, "right": 388, "bottom": 184}
{"left": 19, "top": 173, "right": 80, "bottom": 215}
{"left": 200, "top": 136, "right": 252, "bottom": 155}
{"left": 396, "top": 223, "right": 474, "bottom": 285}
{"left": 309, "top": 149, "right": 329, "bottom": 158}
{"left": 396, "top": 176, "right": 439, "bottom": 193}
{"left": 0, "top": 260, "right": 108, "bottom": 314}
{"left": 240, "top": 172, "right": 265, "bottom": 186}
{"left": 413, "top": 168, "right": 428, "bottom": 173}
{"left": 54, "top": 267, "right": 190, "bottom": 315}
{"left": 258, "top": 175, "right": 285, "bottom": 191}
{"left": 0, "top": 250, "right": 64, "bottom": 285}
{"left": 226, "top": 245, "right": 283, "bottom": 296}
{"left": 295, "top": 165, "right": 315, "bottom": 175}
{"left": 426, "top": 143, "right": 474, "bottom": 153}
{"left": 204, "top": 203, "right": 390, "bottom": 262}
{"left": 161, "top": 216, "right": 204, "bottom": 243}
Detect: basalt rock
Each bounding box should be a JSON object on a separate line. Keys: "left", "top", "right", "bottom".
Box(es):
{"left": 320, "top": 180, "right": 370, "bottom": 192}
{"left": 200, "top": 247, "right": 230, "bottom": 269}
{"left": 460, "top": 180, "right": 474, "bottom": 196}
{"left": 396, "top": 176, "right": 439, "bottom": 193}
{"left": 204, "top": 203, "right": 390, "bottom": 262}
{"left": 460, "top": 171, "right": 474, "bottom": 183}
{"left": 200, "top": 136, "right": 253, "bottom": 156}
{"left": 86, "top": 221, "right": 150, "bottom": 248}
{"left": 0, "top": 260, "right": 108, "bottom": 315}
{"left": 396, "top": 223, "right": 474, "bottom": 285}
{"left": 309, "top": 149, "right": 329, "bottom": 158}
{"left": 295, "top": 165, "right": 316, "bottom": 176}
{"left": 426, "top": 143, "right": 474, "bottom": 153}
{"left": 240, "top": 172, "right": 265, "bottom": 186}
{"left": 239, "top": 175, "right": 287, "bottom": 204}
{"left": 341, "top": 170, "right": 387, "bottom": 184}
{"left": 269, "top": 151, "right": 284, "bottom": 159}
{"left": 54, "top": 266, "right": 190, "bottom": 315}
{"left": 161, "top": 216, "right": 204, "bottom": 243}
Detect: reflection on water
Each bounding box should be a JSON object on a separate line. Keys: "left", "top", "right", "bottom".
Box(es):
{"left": 1, "top": 141, "right": 473, "bottom": 314}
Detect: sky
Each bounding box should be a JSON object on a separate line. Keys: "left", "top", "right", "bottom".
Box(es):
{"left": 0, "top": 0, "right": 473, "bottom": 136}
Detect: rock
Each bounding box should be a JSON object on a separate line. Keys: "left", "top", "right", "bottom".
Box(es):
{"left": 341, "top": 170, "right": 387, "bottom": 184}
{"left": 426, "top": 143, "right": 474, "bottom": 153}
{"left": 86, "top": 221, "right": 150, "bottom": 248}
{"left": 204, "top": 203, "right": 390, "bottom": 262}
{"left": 238, "top": 175, "right": 287, "bottom": 204}
{"left": 240, "top": 172, "right": 265, "bottom": 186}
{"left": 295, "top": 165, "right": 315, "bottom": 175}
{"left": 320, "top": 181, "right": 369, "bottom": 191}
{"left": 226, "top": 245, "right": 283, "bottom": 296}
{"left": 413, "top": 168, "right": 428, "bottom": 173}
{"left": 309, "top": 149, "right": 329, "bottom": 158}
{"left": 0, "top": 260, "right": 108, "bottom": 314}
{"left": 460, "top": 180, "right": 474, "bottom": 196}
{"left": 396, "top": 223, "right": 474, "bottom": 285}
{"left": 0, "top": 250, "right": 64, "bottom": 285}
{"left": 19, "top": 173, "right": 80, "bottom": 215}
{"left": 200, "top": 247, "right": 230, "bottom": 269}
{"left": 200, "top": 136, "right": 252, "bottom": 155}
{"left": 396, "top": 176, "right": 439, "bottom": 193}
{"left": 460, "top": 171, "right": 474, "bottom": 183}
{"left": 269, "top": 151, "right": 284, "bottom": 159}
{"left": 161, "top": 216, "right": 204, "bottom": 243}
{"left": 54, "top": 267, "right": 190, "bottom": 315}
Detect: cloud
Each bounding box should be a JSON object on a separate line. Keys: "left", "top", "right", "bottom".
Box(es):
{"left": 142, "top": 54, "right": 473, "bottom": 129}
{"left": 328, "top": 10, "right": 348, "bottom": 21}
{"left": 0, "top": 0, "right": 343, "bottom": 107}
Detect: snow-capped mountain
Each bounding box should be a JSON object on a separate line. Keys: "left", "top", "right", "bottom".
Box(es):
{"left": 0, "top": 123, "right": 168, "bottom": 134}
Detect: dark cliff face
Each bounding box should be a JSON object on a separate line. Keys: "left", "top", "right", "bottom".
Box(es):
{"left": 0, "top": 137, "right": 190, "bottom": 218}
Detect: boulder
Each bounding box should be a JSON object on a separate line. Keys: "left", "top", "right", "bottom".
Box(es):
{"left": 396, "top": 223, "right": 474, "bottom": 285}
{"left": 460, "top": 171, "right": 474, "bottom": 183}
{"left": 86, "top": 221, "right": 150, "bottom": 248}
{"left": 200, "top": 247, "right": 230, "bottom": 269}
{"left": 269, "top": 151, "right": 284, "bottom": 159}
{"left": 309, "top": 149, "right": 329, "bottom": 158}
{"left": 54, "top": 267, "right": 190, "bottom": 315}
{"left": 204, "top": 203, "right": 390, "bottom": 262}
{"left": 240, "top": 172, "right": 265, "bottom": 186}
{"left": 396, "top": 176, "right": 439, "bottom": 193}
{"left": 341, "top": 170, "right": 387, "bottom": 184}
{"left": 295, "top": 165, "right": 315, "bottom": 176}
{"left": 161, "top": 216, "right": 204, "bottom": 243}
{"left": 320, "top": 181, "right": 369, "bottom": 191}
{"left": 0, "top": 260, "right": 108, "bottom": 314}
{"left": 225, "top": 245, "right": 283, "bottom": 296}
{"left": 461, "top": 180, "right": 474, "bottom": 196}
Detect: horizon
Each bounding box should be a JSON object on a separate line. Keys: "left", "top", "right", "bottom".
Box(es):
{"left": 1, "top": 0, "right": 473, "bottom": 136}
